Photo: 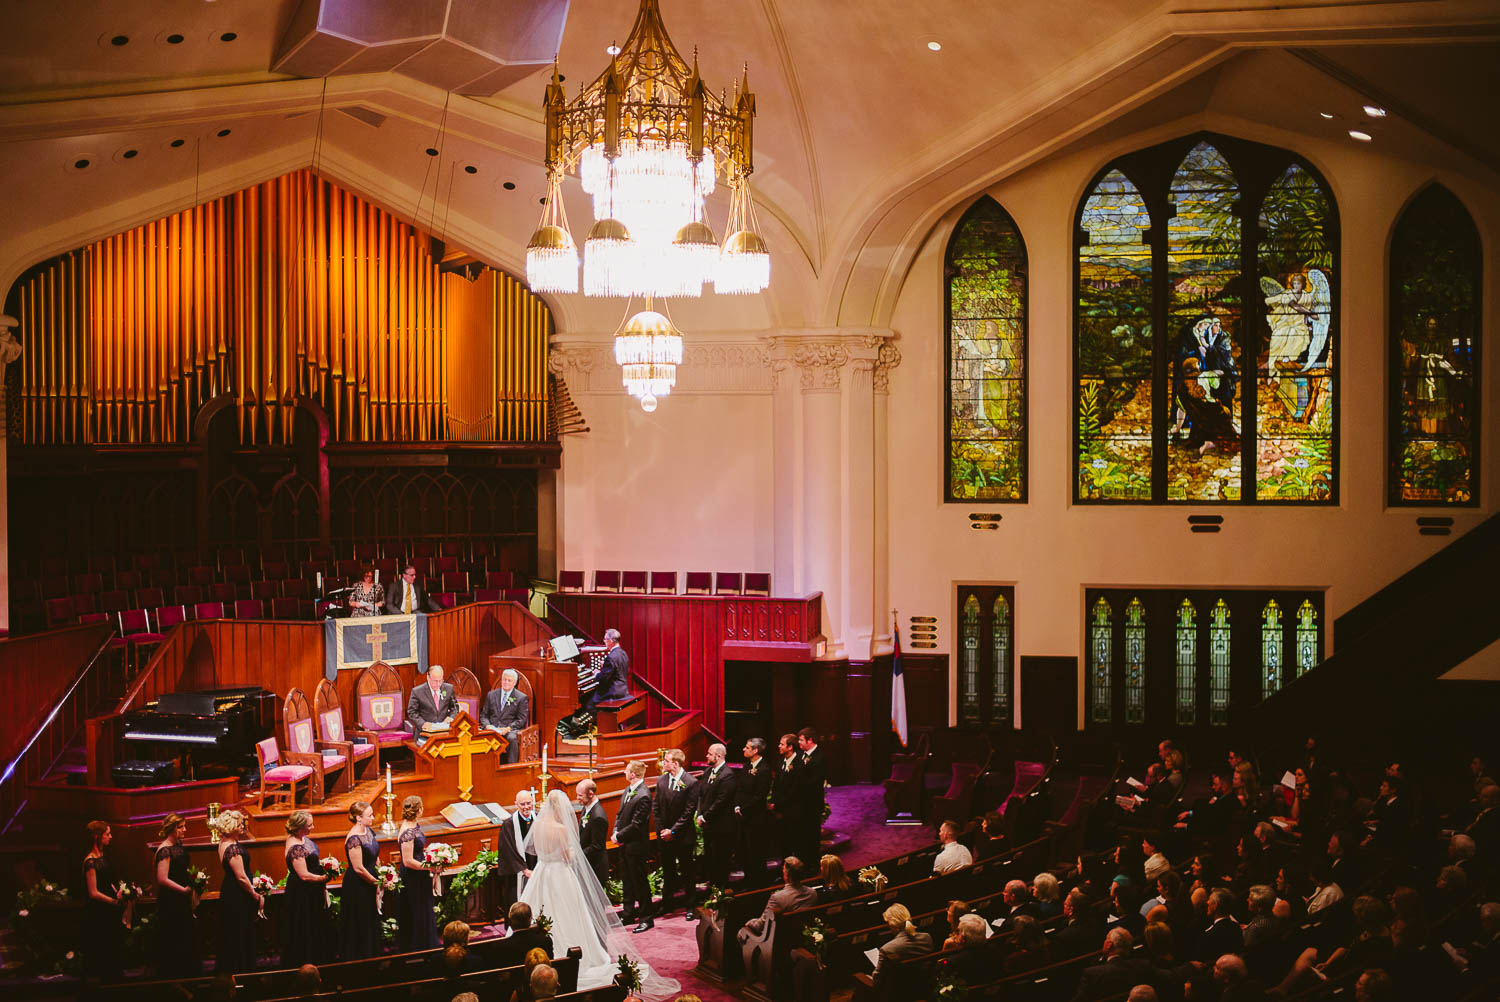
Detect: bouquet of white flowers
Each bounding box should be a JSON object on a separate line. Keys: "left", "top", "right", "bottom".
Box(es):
{"left": 376, "top": 863, "right": 402, "bottom": 893}
{"left": 250, "top": 872, "right": 275, "bottom": 919}
{"left": 319, "top": 856, "right": 345, "bottom": 879}
{"left": 423, "top": 842, "right": 460, "bottom": 869}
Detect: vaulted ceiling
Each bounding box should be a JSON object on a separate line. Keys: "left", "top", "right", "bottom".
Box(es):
{"left": 1, "top": 0, "right": 1497, "bottom": 329}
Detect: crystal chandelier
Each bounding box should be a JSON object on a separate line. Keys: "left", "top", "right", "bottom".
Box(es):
{"left": 525, "top": 0, "right": 770, "bottom": 409}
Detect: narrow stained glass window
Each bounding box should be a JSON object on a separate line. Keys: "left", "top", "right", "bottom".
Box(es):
{"left": 1176, "top": 599, "right": 1198, "bottom": 726}
{"left": 1124, "top": 596, "right": 1147, "bottom": 724}
{"left": 992, "top": 594, "right": 1012, "bottom": 725}
{"left": 960, "top": 594, "right": 981, "bottom": 726}
{"left": 1090, "top": 596, "right": 1113, "bottom": 723}
{"left": 1257, "top": 163, "right": 1336, "bottom": 501}
{"left": 948, "top": 198, "right": 1027, "bottom": 501}
{"left": 1390, "top": 184, "right": 1482, "bottom": 506}
{"left": 1077, "top": 169, "right": 1153, "bottom": 500}
{"left": 1261, "top": 599, "right": 1283, "bottom": 699}
{"left": 1296, "top": 599, "right": 1318, "bottom": 677}
{"left": 1209, "top": 598, "right": 1231, "bottom": 726}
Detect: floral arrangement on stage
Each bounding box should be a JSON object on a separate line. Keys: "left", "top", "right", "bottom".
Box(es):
{"left": 615, "top": 955, "right": 642, "bottom": 993}
{"left": 701, "top": 885, "right": 732, "bottom": 918}
{"left": 435, "top": 849, "right": 498, "bottom": 927}
{"left": 535, "top": 909, "right": 553, "bottom": 934}
{"left": 802, "top": 917, "right": 830, "bottom": 965}
{"left": 423, "top": 841, "right": 460, "bottom": 869}
{"left": 11, "top": 880, "right": 76, "bottom": 974}
{"left": 934, "top": 964, "right": 971, "bottom": 999}
{"left": 856, "top": 865, "right": 887, "bottom": 891}
{"left": 822, "top": 780, "right": 833, "bottom": 822}
{"left": 320, "top": 856, "right": 345, "bottom": 879}
{"left": 187, "top": 866, "right": 211, "bottom": 894}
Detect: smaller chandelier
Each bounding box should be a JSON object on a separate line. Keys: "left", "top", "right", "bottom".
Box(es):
{"left": 613, "top": 307, "right": 684, "bottom": 412}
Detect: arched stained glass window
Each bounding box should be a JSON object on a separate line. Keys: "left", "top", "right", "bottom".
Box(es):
{"left": 1176, "top": 599, "right": 1198, "bottom": 725}
{"left": 1090, "top": 596, "right": 1113, "bottom": 723}
{"left": 1295, "top": 599, "right": 1318, "bottom": 677}
{"left": 1261, "top": 599, "right": 1284, "bottom": 699}
{"left": 992, "top": 594, "right": 1013, "bottom": 724}
{"left": 1124, "top": 597, "right": 1147, "bottom": 724}
{"left": 947, "top": 198, "right": 1027, "bottom": 501}
{"left": 1209, "top": 598, "right": 1231, "bottom": 726}
{"left": 1389, "top": 184, "right": 1482, "bottom": 505}
{"left": 1075, "top": 133, "right": 1338, "bottom": 504}
{"left": 960, "top": 594, "right": 981, "bottom": 726}
{"left": 1077, "top": 169, "right": 1153, "bottom": 500}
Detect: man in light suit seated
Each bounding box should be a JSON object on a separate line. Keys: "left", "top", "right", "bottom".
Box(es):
{"left": 480, "top": 668, "right": 529, "bottom": 763}
{"left": 738, "top": 856, "right": 817, "bottom": 981}
{"left": 406, "top": 663, "right": 458, "bottom": 744}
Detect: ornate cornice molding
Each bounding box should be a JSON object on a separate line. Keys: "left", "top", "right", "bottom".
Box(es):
{"left": 762, "top": 328, "right": 900, "bottom": 392}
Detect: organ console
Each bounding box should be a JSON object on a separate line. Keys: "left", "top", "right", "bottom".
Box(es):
{"left": 120, "top": 686, "right": 275, "bottom": 777}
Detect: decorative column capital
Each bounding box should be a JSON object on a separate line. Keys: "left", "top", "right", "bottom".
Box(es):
{"left": 762, "top": 328, "right": 897, "bottom": 392}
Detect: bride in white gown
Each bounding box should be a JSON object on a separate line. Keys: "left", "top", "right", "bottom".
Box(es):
{"left": 520, "top": 788, "right": 680, "bottom": 1000}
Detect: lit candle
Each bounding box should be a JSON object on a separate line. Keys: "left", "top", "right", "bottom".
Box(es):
{"left": 386, "top": 764, "right": 392, "bottom": 795}
{"left": 542, "top": 744, "right": 547, "bottom": 774}
{"left": 316, "top": 571, "right": 323, "bottom": 592}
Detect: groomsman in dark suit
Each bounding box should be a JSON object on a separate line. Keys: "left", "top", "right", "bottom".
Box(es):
{"left": 576, "top": 778, "right": 609, "bottom": 890}
{"left": 654, "top": 748, "right": 699, "bottom": 918}
{"left": 695, "top": 743, "right": 738, "bottom": 890}
{"left": 612, "top": 761, "right": 654, "bottom": 931}
{"left": 795, "top": 727, "right": 828, "bottom": 864}
{"left": 736, "top": 737, "right": 774, "bottom": 883}
{"left": 479, "top": 668, "right": 529, "bottom": 763}
{"left": 769, "top": 733, "right": 803, "bottom": 862}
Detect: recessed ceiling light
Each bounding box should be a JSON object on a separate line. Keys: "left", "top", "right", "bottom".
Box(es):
{"left": 74, "top": 158, "right": 90, "bottom": 169}
{"left": 167, "top": 34, "right": 184, "bottom": 45}
{"left": 219, "top": 31, "right": 237, "bottom": 42}
{"left": 1363, "top": 104, "right": 1386, "bottom": 118}
{"left": 216, "top": 128, "right": 231, "bottom": 137}
{"left": 110, "top": 35, "right": 129, "bottom": 46}
{"left": 123, "top": 149, "right": 138, "bottom": 159}
{"left": 425, "top": 147, "right": 439, "bottom": 157}
{"left": 927, "top": 40, "right": 942, "bottom": 51}
{"left": 503, "top": 181, "right": 516, "bottom": 191}
{"left": 1319, "top": 112, "right": 1334, "bottom": 119}
{"left": 464, "top": 165, "right": 478, "bottom": 175}
{"left": 538, "top": 197, "right": 546, "bottom": 205}
{"left": 170, "top": 138, "right": 185, "bottom": 148}
{"left": 606, "top": 44, "right": 621, "bottom": 56}
{"left": 1348, "top": 129, "right": 1372, "bottom": 142}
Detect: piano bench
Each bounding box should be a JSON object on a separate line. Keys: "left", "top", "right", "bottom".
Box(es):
{"left": 593, "top": 693, "right": 646, "bottom": 734}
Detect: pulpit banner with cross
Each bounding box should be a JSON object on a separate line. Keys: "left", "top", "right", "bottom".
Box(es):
{"left": 324, "top": 613, "right": 428, "bottom": 680}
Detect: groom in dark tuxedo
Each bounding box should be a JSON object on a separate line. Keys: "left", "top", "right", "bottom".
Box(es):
{"left": 654, "top": 748, "right": 699, "bottom": 918}
{"left": 577, "top": 778, "right": 609, "bottom": 890}
{"left": 480, "top": 668, "right": 529, "bottom": 763}
{"left": 795, "top": 727, "right": 827, "bottom": 865}
{"left": 613, "top": 760, "right": 654, "bottom": 932}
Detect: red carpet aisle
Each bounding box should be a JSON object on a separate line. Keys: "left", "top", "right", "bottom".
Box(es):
{"left": 633, "top": 783, "right": 935, "bottom": 1002}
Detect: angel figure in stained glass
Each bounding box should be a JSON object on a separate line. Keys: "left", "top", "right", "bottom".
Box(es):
{"left": 1261, "top": 269, "right": 1330, "bottom": 371}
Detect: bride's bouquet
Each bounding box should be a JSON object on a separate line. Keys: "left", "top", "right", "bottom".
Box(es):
{"left": 423, "top": 842, "right": 460, "bottom": 870}
{"left": 250, "top": 872, "right": 276, "bottom": 919}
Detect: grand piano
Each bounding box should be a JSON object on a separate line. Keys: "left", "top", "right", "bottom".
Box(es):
{"left": 119, "top": 685, "right": 275, "bottom": 782}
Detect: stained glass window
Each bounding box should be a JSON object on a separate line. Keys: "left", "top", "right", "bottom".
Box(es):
{"left": 948, "top": 198, "right": 1027, "bottom": 501}
{"left": 1256, "top": 164, "right": 1336, "bottom": 501}
{"left": 960, "top": 594, "right": 981, "bottom": 726}
{"left": 1077, "top": 170, "right": 1153, "bottom": 500}
{"left": 1075, "top": 134, "right": 1338, "bottom": 503}
{"left": 1091, "top": 596, "right": 1113, "bottom": 723}
{"left": 1209, "top": 598, "right": 1231, "bottom": 726}
{"left": 1390, "top": 185, "right": 1482, "bottom": 506}
{"left": 1295, "top": 599, "right": 1318, "bottom": 677}
{"left": 1176, "top": 599, "right": 1198, "bottom": 726}
{"left": 1261, "top": 599, "right": 1283, "bottom": 699}
{"left": 992, "top": 594, "right": 1012, "bottom": 724}
{"left": 1123, "top": 597, "right": 1147, "bottom": 724}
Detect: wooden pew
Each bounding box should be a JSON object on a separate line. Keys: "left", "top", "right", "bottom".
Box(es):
{"left": 233, "top": 945, "right": 582, "bottom": 999}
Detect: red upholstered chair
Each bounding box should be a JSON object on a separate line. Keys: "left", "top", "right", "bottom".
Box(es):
{"left": 270, "top": 597, "right": 299, "bottom": 620}
{"left": 353, "top": 543, "right": 379, "bottom": 563}
{"left": 744, "top": 572, "right": 772, "bottom": 596}
{"left": 88, "top": 553, "right": 118, "bottom": 575}
{"left": 187, "top": 565, "right": 216, "bottom": 586}
{"left": 650, "top": 571, "right": 678, "bottom": 594}
{"left": 620, "top": 571, "right": 648, "bottom": 593}
{"left": 234, "top": 599, "right": 265, "bottom": 620}
{"left": 593, "top": 570, "right": 620, "bottom": 592}
{"left": 356, "top": 663, "right": 410, "bottom": 750}
{"left": 217, "top": 547, "right": 247, "bottom": 569}
{"left": 374, "top": 558, "right": 398, "bottom": 580}
{"left": 155, "top": 605, "right": 189, "bottom": 631}
{"left": 441, "top": 570, "right": 468, "bottom": 594}
{"left": 298, "top": 599, "right": 318, "bottom": 619}
{"left": 210, "top": 581, "right": 238, "bottom": 604}
{"left": 471, "top": 539, "right": 495, "bottom": 562}
{"left": 336, "top": 559, "right": 363, "bottom": 581}
{"left": 485, "top": 570, "right": 514, "bottom": 590}
{"left": 41, "top": 574, "right": 70, "bottom": 599}
{"left": 473, "top": 587, "right": 502, "bottom": 603}
{"left": 433, "top": 591, "right": 457, "bottom": 610}
{"left": 999, "top": 760, "right": 1049, "bottom": 817}
{"left": 194, "top": 601, "right": 226, "bottom": 621}
{"left": 132, "top": 552, "right": 162, "bottom": 572}
{"left": 74, "top": 572, "right": 104, "bottom": 595}
{"left": 407, "top": 556, "right": 432, "bottom": 579}
{"left": 285, "top": 688, "right": 346, "bottom": 797}
{"left": 301, "top": 560, "right": 330, "bottom": 582}
{"left": 261, "top": 560, "right": 288, "bottom": 580}
{"left": 307, "top": 543, "right": 335, "bottom": 562}
{"left": 441, "top": 540, "right": 463, "bottom": 559}
{"left": 135, "top": 586, "right": 165, "bottom": 609}
{"left": 435, "top": 555, "right": 459, "bottom": 574}
{"left": 115, "top": 569, "right": 142, "bottom": 592}
{"left": 174, "top": 584, "right": 203, "bottom": 606}
{"left": 315, "top": 677, "right": 379, "bottom": 781}
{"left": 256, "top": 736, "right": 316, "bottom": 810}
{"left": 883, "top": 731, "right": 931, "bottom": 820}
{"left": 72, "top": 592, "right": 99, "bottom": 615}
{"left": 411, "top": 540, "right": 436, "bottom": 559}
{"left": 281, "top": 578, "right": 310, "bottom": 599}
{"left": 44, "top": 597, "right": 77, "bottom": 628}
{"left": 250, "top": 579, "right": 279, "bottom": 601}
{"left": 683, "top": 571, "right": 712, "bottom": 594}
{"left": 80, "top": 611, "right": 111, "bottom": 624}
{"left": 41, "top": 555, "right": 69, "bottom": 577}
{"left": 714, "top": 572, "right": 743, "bottom": 595}
{"left": 558, "top": 570, "right": 584, "bottom": 592}
{"left": 99, "top": 589, "right": 130, "bottom": 614}
{"left": 928, "top": 761, "right": 986, "bottom": 825}
{"left": 502, "top": 588, "right": 530, "bottom": 604}
{"left": 117, "top": 608, "right": 165, "bottom": 672}
{"left": 450, "top": 667, "right": 483, "bottom": 722}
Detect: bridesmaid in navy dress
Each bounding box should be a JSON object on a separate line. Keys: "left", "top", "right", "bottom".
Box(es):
{"left": 280, "top": 810, "right": 331, "bottom": 967}
{"left": 81, "top": 820, "right": 123, "bottom": 982}
{"left": 153, "top": 813, "right": 202, "bottom": 977}
{"left": 397, "top": 795, "right": 440, "bottom": 951}
{"left": 213, "top": 809, "right": 264, "bottom": 974}
{"left": 340, "top": 801, "right": 382, "bottom": 960}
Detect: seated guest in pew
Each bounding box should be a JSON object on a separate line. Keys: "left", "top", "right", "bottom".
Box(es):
{"left": 1051, "top": 888, "right": 1108, "bottom": 959}
{"left": 505, "top": 947, "right": 553, "bottom": 1002}
{"left": 993, "top": 879, "right": 1041, "bottom": 932}
{"left": 815, "top": 854, "right": 855, "bottom": 904}
{"left": 942, "top": 900, "right": 972, "bottom": 950}
{"left": 1004, "top": 914, "right": 1052, "bottom": 975}
{"left": 941, "top": 913, "right": 992, "bottom": 986}
{"left": 293, "top": 963, "right": 321, "bottom": 996}
{"left": 1195, "top": 888, "right": 1244, "bottom": 965}
{"left": 933, "top": 820, "right": 973, "bottom": 875}
{"left": 871, "top": 903, "right": 933, "bottom": 988}
{"left": 1033, "top": 871, "right": 1064, "bottom": 919}
{"left": 738, "top": 857, "right": 817, "bottom": 981}
{"left": 1069, "top": 928, "right": 1155, "bottom": 1002}
{"left": 1142, "top": 920, "right": 1197, "bottom": 997}
{"left": 529, "top": 963, "right": 559, "bottom": 1000}
{"left": 1210, "top": 953, "right": 1266, "bottom": 1002}
{"left": 975, "top": 811, "right": 1007, "bottom": 860}
{"left": 439, "top": 920, "right": 486, "bottom": 974}
{"left": 495, "top": 902, "right": 554, "bottom": 968}
{"left": 481, "top": 669, "right": 529, "bottom": 764}
{"left": 1108, "top": 878, "right": 1147, "bottom": 940}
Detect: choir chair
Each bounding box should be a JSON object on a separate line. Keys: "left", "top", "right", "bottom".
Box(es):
{"left": 313, "top": 678, "right": 381, "bottom": 783}
{"left": 355, "top": 663, "right": 412, "bottom": 752}
{"left": 284, "top": 688, "right": 348, "bottom": 796}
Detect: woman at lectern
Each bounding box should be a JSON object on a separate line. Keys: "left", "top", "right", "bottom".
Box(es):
{"left": 153, "top": 812, "right": 202, "bottom": 977}
{"left": 281, "top": 810, "right": 331, "bottom": 968}
{"left": 397, "top": 795, "right": 441, "bottom": 951}
{"left": 348, "top": 568, "right": 382, "bottom": 618}
{"left": 341, "top": 801, "right": 381, "bottom": 960}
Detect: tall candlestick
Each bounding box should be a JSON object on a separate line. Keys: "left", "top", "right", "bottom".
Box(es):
{"left": 386, "top": 763, "right": 392, "bottom": 795}
{"left": 316, "top": 571, "right": 323, "bottom": 592}
{"left": 542, "top": 744, "right": 547, "bottom": 774}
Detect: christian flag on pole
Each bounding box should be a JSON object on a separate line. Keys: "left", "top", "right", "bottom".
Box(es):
{"left": 891, "top": 623, "right": 909, "bottom": 747}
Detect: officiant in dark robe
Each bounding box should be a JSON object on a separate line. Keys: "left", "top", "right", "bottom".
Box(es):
{"left": 492, "top": 789, "right": 538, "bottom": 912}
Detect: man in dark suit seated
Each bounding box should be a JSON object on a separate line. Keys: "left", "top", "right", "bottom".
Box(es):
{"left": 1070, "top": 927, "right": 1155, "bottom": 1002}
{"left": 585, "top": 628, "right": 631, "bottom": 710}
{"left": 1195, "top": 888, "right": 1244, "bottom": 964}
{"left": 994, "top": 879, "right": 1042, "bottom": 932}
{"left": 492, "top": 902, "right": 553, "bottom": 968}
{"left": 385, "top": 564, "right": 437, "bottom": 614}
{"left": 1051, "top": 888, "right": 1108, "bottom": 960}
{"left": 480, "top": 668, "right": 529, "bottom": 763}
{"left": 405, "top": 663, "right": 458, "bottom": 742}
